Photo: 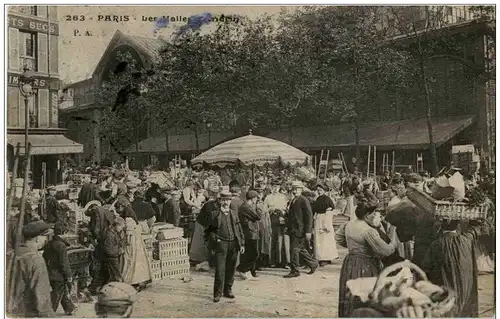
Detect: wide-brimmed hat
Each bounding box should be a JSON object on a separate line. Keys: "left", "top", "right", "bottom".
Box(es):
{"left": 271, "top": 179, "right": 282, "bottom": 186}
{"left": 229, "top": 186, "right": 241, "bottom": 194}
{"left": 47, "top": 185, "right": 57, "bottom": 191}
{"left": 407, "top": 173, "right": 423, "bottom": 183}
{"left": 219, "top": 191, "right": 233, "bottom": 199}
{"left": 291, "top": 181, "right": 304, "bottom": 189}
{"left": 171, "top": 190, "right": 181, "bottom": 196}
{"left": 84, "top": 200, "right": 102, "bottom": 211}
{"left": 253, "top": 184, "right": 266, "bottom": 191}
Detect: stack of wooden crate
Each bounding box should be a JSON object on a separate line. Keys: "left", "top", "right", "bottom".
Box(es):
{"left": 153, "top": 237, "right": 190, "bottom": 279}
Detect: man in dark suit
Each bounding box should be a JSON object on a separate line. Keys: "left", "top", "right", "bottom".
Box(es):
{"left": 236, "top": 190, "right": 261, "bottom": 279}
{"left": 201, "top": 191, "right": 245, "bottom": 303}
{"left": 284, "top": 181, "right": 318, "bottom": 278}
{"left": 42, "top": 222, "right": 76, "bottom": 315}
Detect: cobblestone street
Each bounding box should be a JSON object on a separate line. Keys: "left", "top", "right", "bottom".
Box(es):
{"left": 64, "top": 248, "right": 495, "bottom": 318}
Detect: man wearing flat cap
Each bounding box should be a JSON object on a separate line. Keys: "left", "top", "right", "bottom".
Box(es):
{"left": 42, "top": 222, "right": 76, "bottom": 315}
{"left": 7, "top": 221, "right": 55, "bottom": 317}
{"left": 46, "top": 185, "right": 64, "bottom": 223}
{"left": 284, "top": 181, "right": 318, "bottom": 278}
{"left": 203, "top": 191, "right": 245, "bottom": 302}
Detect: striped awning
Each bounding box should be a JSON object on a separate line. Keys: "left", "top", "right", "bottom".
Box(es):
{"left": 191, "top": 134, "right": 310, "bottom": 168}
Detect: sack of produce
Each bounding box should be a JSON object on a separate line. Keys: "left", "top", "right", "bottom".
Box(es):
{"left": 431, "top": 171, "right": 465, "bottom": 201}
{"left": 368, "top": 261, "right": 455, "bottom": 317}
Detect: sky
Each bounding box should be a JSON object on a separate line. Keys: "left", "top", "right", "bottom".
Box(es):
{"left": 57, "top": 5, "right": 297, "bottom": 83}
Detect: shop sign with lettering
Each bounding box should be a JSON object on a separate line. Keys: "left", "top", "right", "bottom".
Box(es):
{"left": 8, "top": 14, "right": 59, "bottom": 35}
{"left": 7, "top": 73, "right": 53, "bottom": 89}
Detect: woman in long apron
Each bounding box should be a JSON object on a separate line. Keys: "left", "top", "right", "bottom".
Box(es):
{"left": 114, "top": 199, "right": 152, "bottom": 291}
{"left": 311, "top": 183, "right": 339, "bottom": 266}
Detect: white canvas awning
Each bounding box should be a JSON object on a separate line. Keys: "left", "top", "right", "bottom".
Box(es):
{"left": 7, "top": 134, "right": 84, "bottom": 155}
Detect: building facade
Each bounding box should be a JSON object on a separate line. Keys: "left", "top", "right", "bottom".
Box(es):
{"left": 60, "top": 6, "right": 495, "bottom": 172}
{"left": 7, "top": 5, "right": 83, "bottom": 187}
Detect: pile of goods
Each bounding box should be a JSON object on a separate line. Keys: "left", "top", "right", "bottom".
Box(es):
{"left": 376, "top": 190, "right": 392, "bottom": 211}
{"left": 143, "top": 223, "right": 189, "bottom": 283}
{"left": 347, "top": 261, "right": 455, "bottom": 318}
{"left": 293, "top": 166, "right": 316, "bottom": 183}
{"left": 407, "top": 169, "right": 488, "bottom": 221}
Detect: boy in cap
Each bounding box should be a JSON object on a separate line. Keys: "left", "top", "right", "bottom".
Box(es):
{"left": 92, "top": 217, "right": 126, "bottom": 294}
{"left": 42, "top": 222, "right": 76, "bottom": 315}
{"left": 46, "top": 185, "right": 64, "bottom": 223}
{"left": 7, "top": 221, "right": 55, "bottom": 317}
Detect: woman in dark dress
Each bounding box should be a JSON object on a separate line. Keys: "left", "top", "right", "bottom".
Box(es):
{"left": 335, "top": 201, "right": 399, "bottom": 317}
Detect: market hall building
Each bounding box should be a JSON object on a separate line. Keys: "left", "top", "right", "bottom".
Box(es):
{"left": 60, "top": 6, "right": 495, "bottom": 173}
{"left": 7, "top": 6, "right": 83, "bottom": 187}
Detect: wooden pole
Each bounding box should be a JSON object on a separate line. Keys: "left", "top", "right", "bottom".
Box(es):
{"left": 392, "top": 150, "right": 396, "bottom": 174}
{"left": 251, "top": 165, "right": 255, "bottom": 189}
{"left": 15, "top": 142, "right": 32, "bottom": 249}
{"left": 7, "top": 143, "right": 32, "bottom": 311}
{"left": 373, "top": 146, "right": 377, "bottom": 178}
{"left": 41, "top": 162, "right": 47, "bottom": 220}
{"left": 367, "top": 146, "right": 371, "bottom": 177}
{"left": 6, "top": 143, "right": 21, "bottom": 213}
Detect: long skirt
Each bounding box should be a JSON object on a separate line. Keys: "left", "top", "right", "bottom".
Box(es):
{"left": 313, "top": 212, "right": 339, "bottom": 261}
{"left": 189, "top": 222, "right": 210, "bottom": 263}
{"left": 122, "top": 221, "right": 152, "bottom": 286}
{"left": 338, "top": 254, "right": 382, "bottom": 318}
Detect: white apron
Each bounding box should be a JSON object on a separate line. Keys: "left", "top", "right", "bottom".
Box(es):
{"left": 313, "top": 210, "right": 339, "bottom": 261}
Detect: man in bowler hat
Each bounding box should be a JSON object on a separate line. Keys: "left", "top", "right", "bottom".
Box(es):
{"left": 204, "top": 191, "right": 245, "bottom": 302}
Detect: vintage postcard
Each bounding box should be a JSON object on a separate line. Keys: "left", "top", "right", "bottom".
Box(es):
{"left": 4, "top": 4, "right": 496, "bottom": 318}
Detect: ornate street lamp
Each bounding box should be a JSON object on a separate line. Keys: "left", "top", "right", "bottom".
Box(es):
{"left": 206, "top": 121, "right": 213, "bottom": 147}
{"left": 18, "top": 66, "right": 37, "bottom": 156}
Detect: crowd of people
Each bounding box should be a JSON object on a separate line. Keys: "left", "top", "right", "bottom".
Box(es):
{"left": 5, "top": 161, "right": 496, "bottom": 317}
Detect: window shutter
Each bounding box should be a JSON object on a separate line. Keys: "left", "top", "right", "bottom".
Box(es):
{"left": 37, "top": 5, "right": 47, "bottom": 18}
{"left": 38, "top": 89, "right": 50, "bottom": 128}
{"left": 49, "top": 35, "right": 58, "bottom": 74}
{"left": 38, "top": 33, "right": 48, "bottom": 73}
{"left": 8, "top": 27, "right": 19, "bottom": 71}
{"left": 50, "top": 90, "right": 58, "bottom": 127}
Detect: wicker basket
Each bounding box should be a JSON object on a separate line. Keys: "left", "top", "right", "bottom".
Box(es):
{"left": 369, "top": 261, "right": 455, "bottom": 317}
{"left": 406, "top": 186, "right": 487, "bottom": 220}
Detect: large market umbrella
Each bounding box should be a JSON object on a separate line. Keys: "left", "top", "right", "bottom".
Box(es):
{"left": 191, "top": 132, "right": 310, "bottom": 169}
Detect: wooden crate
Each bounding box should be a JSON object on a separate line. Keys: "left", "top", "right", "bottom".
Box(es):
{"left": 149, "top": 260, "right": 162, "bottom": 281}
{"left": 142, "top": 234, "right": 153, "bottom": 250}
{"left": 153, "top": 238, "right": 188, "bottom": 260}
{"left": 161, "top": 256, "right": 190, "bottom": 278}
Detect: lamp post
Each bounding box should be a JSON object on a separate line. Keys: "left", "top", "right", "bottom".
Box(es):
{"left": 206, "top": 121, "right": 212, "bottom": 147}
{"left": 18, "top": 66, "right": 37, "bottom": 160}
